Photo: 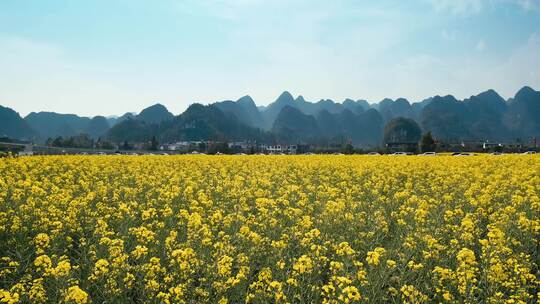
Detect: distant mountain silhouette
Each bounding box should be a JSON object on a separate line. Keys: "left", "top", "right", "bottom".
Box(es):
{"left": 411, "top": 98, "right": 433, "bottom": 120}
{"left": 22, "top": 103, "right": 172, "bottom": 142}
{"left": 84, "top": 116, "right": 110, "bottom": 138}
{"left": 2, "top": 86, "right": 539, "bottom": 145}
{"left": 214, "top": 95, "right": 264, "bottom": 129}
{"left": 108, "top": 104, "right": 272, "bottom": 143}
{"left": 290, "top": 96, "right": 343, "bottom": 116}
{"left": 418, "top": 87, "right": 540, "bottom": 141}
{"left": 136, "top": 103, "right": 174, "bottom": 124}
{"left": 464, "top": 89, "right": 508, "bottom": 140}
{"left": 160, "top": 104, "right": 271, "bottom": 142}
{"left": 316, "top": 109, "right": 343, "bottom": 140}
{"left": 420, "top": 95, "right": 470, "bottom": 140}
{"left": 107, "top": 112, "right": 136, "bottom": 126}
{"left": 0, "top": 105, "right": 35, "bottom": 139}
{"left": 343, "top": 98, "right": 370, "bottom": 114}
{"left": 262, "top": 92, "right": 376, "bottom": 130}
{"left": 504, "top": 86, "right": 540, "bottom": 138}
{"left": 272, "top": 106, "right": 321, "bottom": 143}
{"left": 106, "top": 118, "right": 159, "bottom": 143}
{"left": 313, "top": 108, "right": 383, "bottom": 145}
{"left": 359, "top": 109, "right": 385, "bottom": 144}
{"left": 376, "top": 98, "right": 414, "bottom": 122}
{"left": 24, "top": 112, "right": 92, "bottom": 140}
{"left": 261, "top": 91, "right": 296, "bottom": 129}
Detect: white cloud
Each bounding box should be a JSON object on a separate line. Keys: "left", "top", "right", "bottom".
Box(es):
{"left": 0, "top": 36, "right": 152, "bottom": 117}
{"left": 491, "top": 32, "right": 540, "bottom": 95}
{"left": 421, "top": 32, "right": 540, "bottom": 100}
{"left": 1, "top": 2, "right": 538, "bottom": 115}
{"left": 330, "top": 31, "right": 540, "bottom": 103}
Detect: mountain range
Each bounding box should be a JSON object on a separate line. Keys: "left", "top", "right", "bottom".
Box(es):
{"left": 1, "top": 86, "right": 539, "bottom": 146}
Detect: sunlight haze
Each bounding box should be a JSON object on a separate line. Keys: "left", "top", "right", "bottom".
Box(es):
{"left": 1, "top": 0, "right": 539, "bottom": 116}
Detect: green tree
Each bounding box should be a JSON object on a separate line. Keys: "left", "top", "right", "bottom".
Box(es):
{"left": 198, "top": 142, "right": 207, "bottom": 152}
{"left": 150, "top": 136, "right": 159, "bottom": 151}
{"left": 420, "top": 132, "right": 436, "bottom": 152}
{"left": 383, "top": 117, "right": 422, "bottom": 144}
{"left": 341, "top": 143, "right": 354, "bottom": 154}
{"left": 52, "top": 136, "right": 64, "bottom": 147}
{"left": 208, "top": 142, "right": 230, "bottom": 154}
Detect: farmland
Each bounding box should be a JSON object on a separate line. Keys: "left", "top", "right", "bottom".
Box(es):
{"left": 0, "top": 155, "right": 539, "bottom": 303}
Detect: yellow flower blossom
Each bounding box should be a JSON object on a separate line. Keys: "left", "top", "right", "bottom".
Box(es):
{"left": 0, "top": 289, "right": 19, "bottom": 304}
{"left": 0, "top": 154, "right": 537, "bottom": 302}
{"left": 366, "top": 247, "right": 385, "bottom": 266}
{"left": 34, "top": 233, "right": 50, "bottom": 254}
{"left": 64, "top": 286, "right": 89, "bottom": 304}
{"left": 293, "top": 255, "right": 314, "bottom": 274}
{"left": 51, "top": 259, "right": 71, "bottom": 278}
{"left": 386, "top": 259, "right": 397, "bottom": 269}
{"left": 34, "top": 255, "right": 52, "bottom": 275}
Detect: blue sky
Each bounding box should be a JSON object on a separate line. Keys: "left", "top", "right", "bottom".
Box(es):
{"left": 1, "top": 0, "right": 539, "bottom": 116}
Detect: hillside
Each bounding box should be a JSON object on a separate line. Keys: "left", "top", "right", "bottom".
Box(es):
{"left": 136, "top": 103, "right": 174, "bottom": 124}
{"left": 108, "top": 104, "right": 273, "bottom": 143}
{"left": 24, "top": 112, "right": 91, "bottom": 140}
{"left": 0, "top": 106, "right": 35, "bottom": 140}
{"left": 2, "top": 86, "right": 539, "bottom": 145}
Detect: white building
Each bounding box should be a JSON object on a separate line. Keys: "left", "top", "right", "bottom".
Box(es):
{"left": 262, "top": 144, "right": 298, "bottom": 154}
{"left": 160, "top": 141, "right": 192, "bottom": 151}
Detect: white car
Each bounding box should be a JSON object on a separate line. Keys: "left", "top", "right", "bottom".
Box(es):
{"left": 419, "top": 152, "right": 436, "bottom": 156}
{"left": 391, "top": 152, "right": 408, "bottom": 156}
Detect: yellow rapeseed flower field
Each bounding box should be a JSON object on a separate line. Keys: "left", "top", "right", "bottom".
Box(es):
{"left": 0, "top": 155, "right": 539, "bottom": 303}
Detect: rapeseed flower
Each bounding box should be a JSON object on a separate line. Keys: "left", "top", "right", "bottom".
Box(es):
{"left": 0, "top": 154, "right": 537, "bottom": 303}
